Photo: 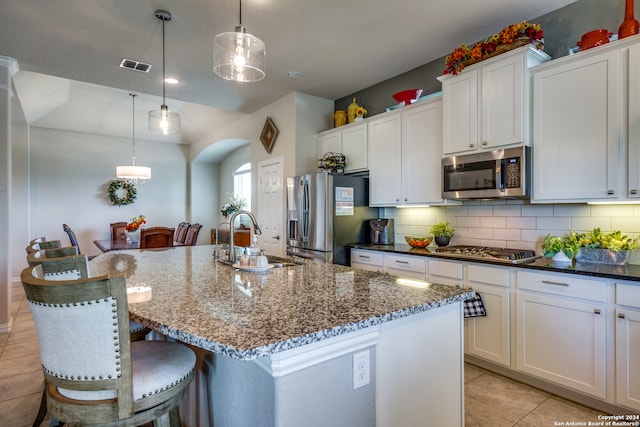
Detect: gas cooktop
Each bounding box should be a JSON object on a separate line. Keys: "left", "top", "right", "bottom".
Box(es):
{"left": 435, "top": 245, "right": 540, "bottom": 264}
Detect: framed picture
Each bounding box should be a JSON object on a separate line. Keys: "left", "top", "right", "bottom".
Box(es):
{"left": 260, "top": 117, "right": 279, "bottom": 153}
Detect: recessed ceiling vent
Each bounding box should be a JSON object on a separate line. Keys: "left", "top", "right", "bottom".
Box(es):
{"left": 119, "top": 58, "right": 152, "bottom": 73}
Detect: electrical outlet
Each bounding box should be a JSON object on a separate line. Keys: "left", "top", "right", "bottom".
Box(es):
{"left": 353, "top": 350, "right": 370, "bottom": 389}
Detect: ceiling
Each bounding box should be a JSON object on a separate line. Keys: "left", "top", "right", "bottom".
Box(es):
{"left": 1, "top": 0, "right": 576, "bottom": 161}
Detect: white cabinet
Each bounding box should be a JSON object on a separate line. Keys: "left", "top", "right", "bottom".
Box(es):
{"left": 532, "top": 48, "right": 620, "bottom": 202}
{"left": 369, "top": 97, "right": 453, "bottom": 206}
{"left": 465, "top": 264, "right": 511, "bottom": 367}
{"left": 428, "top": 258, "right": 463, "bottom": 287}
{"left": 439, "top": 45, "right": 549, "bottom": 155}
{"left": 317, "top": 122, "right": 367, "bottom": 173}
{"left": 627, "top": 44, "right": 640, "bottom": 199}
{"left": 350, "top": 249, "right": 383, "bottom": 273}
{"left": 368, "top": 112, "right": 402, "bottom": 205}
{"left": 384, "top": 253, "right": 427, "bottom": 280}
{"left": 615, "top": 283, "right": 640, "bottom": 411}
{"left": 515, "top": 270, "right": 607, "bottom": 398}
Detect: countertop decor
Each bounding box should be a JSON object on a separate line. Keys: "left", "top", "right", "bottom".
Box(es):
{"left": 443, "top": 20, "right": 544, "bottom": 75}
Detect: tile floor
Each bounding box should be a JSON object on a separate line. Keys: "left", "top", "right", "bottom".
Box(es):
{"left": 0, "top": 282, "right": 627, "bottom": 426}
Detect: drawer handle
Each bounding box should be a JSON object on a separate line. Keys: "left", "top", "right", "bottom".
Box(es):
{"left": 395, "top": 260, "right": 409, "bottom": 264}
{"left": 631, "top": 189, "right": 638, "bottom": 195}
{"left": 607, "top": 190, "right": 614, "bottom": 195}
{"left": 482, "top": 141, "right": 488, "bottom": 146}
{"left": 358, "top": 255, "right": 370, "bottom": 260}
{"left": 618, "top": 313, "right": 626, "bottom": 319}
{"left": 594, "top": 309, "right": 601, "bottom": 315}
{"left": 541, "top": 280, "right": 569, "bottom": 287}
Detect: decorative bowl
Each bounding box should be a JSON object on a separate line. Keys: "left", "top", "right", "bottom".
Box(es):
{"left": 577, "top": 29, "right": 612, "bottom": 51}
{"left": 404, "top": 236, "right": 432, "bottom": 248}
{"left": 392, "top": 89, "right": 423, "bottom": 106}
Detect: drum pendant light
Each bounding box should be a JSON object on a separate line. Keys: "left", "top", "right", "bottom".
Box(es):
{"left": 149, "top": 9, "right": 180, "bottom": 135}
{"left": 213, "top": 0, "right": 266, "bottom": 82}
{"left": 117, "top": 94, "right": 151, "bottom": 183}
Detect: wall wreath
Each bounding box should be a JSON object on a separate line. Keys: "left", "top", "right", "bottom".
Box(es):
{"left": 108, "top": 179, "right": 137, "bottom": 206}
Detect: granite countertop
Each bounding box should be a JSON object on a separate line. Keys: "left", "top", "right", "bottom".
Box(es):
{"left": 89, "top": 246, "right": 473, "bottom": 361}
{"left": 350, "top": 244, "right": 640, "bottom": 283}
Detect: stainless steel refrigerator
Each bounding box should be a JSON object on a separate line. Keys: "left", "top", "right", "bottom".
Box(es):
{"left": 286, "top": 172, "right": 379, "bottom": 265}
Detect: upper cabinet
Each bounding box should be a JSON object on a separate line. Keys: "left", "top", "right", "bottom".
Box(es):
{"left": 368, "top": 96, "right": 456, "bottom": 207}
{"left": 438, "top": 45, "right": 550, "bottom": 155}
{"left": 531, "top": 35, "right": 640, "bottom": 203}
{"left": 317, "top": 121, "right": 368, "bottom": 174}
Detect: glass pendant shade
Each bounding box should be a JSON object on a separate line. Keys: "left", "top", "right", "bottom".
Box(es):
{"left": 149, "top": 104, "right": 181, "bottom": 135}
{"left": 214, "top": 26, "right": 266, "bottom": 82}
{"left": 149, "top": 10, "right": 180, "bottom": 134}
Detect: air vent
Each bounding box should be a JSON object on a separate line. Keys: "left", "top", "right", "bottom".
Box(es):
{"left": 119, "top": 58, "right": 152, "bottom": 73}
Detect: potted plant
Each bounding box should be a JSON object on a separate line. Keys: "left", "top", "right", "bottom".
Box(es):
{"left": 575, "top": 228, "right": 639, "bottom": 265}
{"left": 541, "top": 232, "right": 580, "bottom": 264}
{"left": 430, "top": 221, "right": 455, "bottom": 247}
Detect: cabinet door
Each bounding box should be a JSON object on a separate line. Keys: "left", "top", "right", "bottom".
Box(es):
{"left": 442, "top": 70, "right": 478, "bottom": 154}
{"left": 532, "top": 50, "right": 619, "bottom": 202}
{"left": 428, "top": 259, "right": 463, "bottom": 287}
{"left": 516, "top": 291, "right": 606, "bottom": 398}
{"left": 317, "top": 131, "right": 341, "bottom": 159}
{"left": 368, "top": 113, "right": 402, "bottom": 206}
{"left": 350, "top": 249, "right": 383, "bottom": 273}
{"left": 482, "top": 54, "right": 524, "bottom": 148}
{"left": 342, "top": 123, "right": 368, "bottom": 173}
{"left": 465, "top": 264, "right": 511, "bottom": 367}
{"left": 616, "top": 308, "right": 640, "bottom": 411}
{"left": 628, "top": 44, "right": 640, "bottom": 199}
{"left": 401, "top": 100, "right": 444, "bottom": 204}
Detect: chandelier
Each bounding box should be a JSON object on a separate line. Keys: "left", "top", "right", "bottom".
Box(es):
{"left": 117, "top": 93, "right": 151, "bottom": 183}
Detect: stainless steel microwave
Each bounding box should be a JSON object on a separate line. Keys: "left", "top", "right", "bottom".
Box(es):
{"left": 442, "top": 146, "right": 530, "bottom": 200}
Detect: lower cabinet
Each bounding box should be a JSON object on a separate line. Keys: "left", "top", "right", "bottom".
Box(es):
{"left": 427, "top": 259, "right": 463, "bottom": 286}
{"left": 465, "top": 264, "right": 511, "bottom": 367}
{"left": 615, "top": 283, "right": 640, "bottom": 412}
{"left": 516, "top": 270, "right": 607, "bottom": 399}
{"left": 350, "top": 249, "right": 383, "bottom": 273}
{"left": 384, "top": 253, "right": 426, "bottom": 280}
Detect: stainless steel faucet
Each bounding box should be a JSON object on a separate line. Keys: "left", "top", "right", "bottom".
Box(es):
{"left": 228, "top": 210, "right": 262, "bottom": 263}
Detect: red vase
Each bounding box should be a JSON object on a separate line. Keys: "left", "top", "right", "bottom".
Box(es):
{"left": 619, "top": 0, "right": 640, "bottom": 39}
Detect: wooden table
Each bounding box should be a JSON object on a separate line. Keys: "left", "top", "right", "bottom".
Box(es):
{"left": 93, "top": 239, "right": 139, "bottom": 252}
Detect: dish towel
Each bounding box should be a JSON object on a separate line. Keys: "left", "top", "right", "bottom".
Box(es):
{"left": 464, "top": 290, "right": 487, "bottom": 318}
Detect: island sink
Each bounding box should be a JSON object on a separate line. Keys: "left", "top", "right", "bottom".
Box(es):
{"left": 216, "top": 254, "right": 304, "bottom": 268}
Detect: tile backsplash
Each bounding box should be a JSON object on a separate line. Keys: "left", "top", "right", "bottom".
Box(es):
{"left": 382, "top": 200, "right": 640, "bottom": 254}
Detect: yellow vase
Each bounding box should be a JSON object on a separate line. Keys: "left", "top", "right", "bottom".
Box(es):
{"left": 333, "top": 110, "right": 347, "bottom": 127}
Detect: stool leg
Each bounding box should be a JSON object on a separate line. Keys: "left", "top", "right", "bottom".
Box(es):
{"left": 32, "top": 390, "right": 47, "bottom": 427}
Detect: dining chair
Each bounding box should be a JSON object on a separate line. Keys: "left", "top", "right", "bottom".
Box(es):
{"left": 26, "top": 247, "right": 86, "bottom": 268}
{"left": 21, "top": 265, "right": 196, "bottom": 427}
{"left": 62, "top": 223, "right": 80, "bottom": 251}
{"left": 110, "top": 221, "right": 128, "bottom": 242}
{"left": 139, "top": 226, "right": 175, "bottom": 249}
{"left": 174, "top": 222, "right": 190, "bottom": 244}
{"left": 183, "top": 223, "right": 202, "bottom": 246}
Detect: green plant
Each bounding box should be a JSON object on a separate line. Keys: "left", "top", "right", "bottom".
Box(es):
{"left": 221, "top": 193, "right": 247, "bottom": 219}
{"left": 429, "top": 221, "right": 455, "bottom": 238}
{"left": 578, "top": 228, "right": 639, "bottom": 252}
{"left": 541, "top": 232, "right": 581, "bottom": 259}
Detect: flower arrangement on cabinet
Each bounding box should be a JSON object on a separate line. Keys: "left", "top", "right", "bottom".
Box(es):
{"left": 443, "top": 21, "right": 544, "bottom": 75}
{"left": 354, "top": 106, "right": 368, "bottom": 120}
{"left": 221, "top": 193, "right": 247, "bottom": 219}
{"left": 126, "top": 215, "right": 146, "bottom": 232}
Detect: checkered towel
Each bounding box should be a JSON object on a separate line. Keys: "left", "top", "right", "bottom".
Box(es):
{"left": 464, "top": 291, "right": 486, "bottom": 318}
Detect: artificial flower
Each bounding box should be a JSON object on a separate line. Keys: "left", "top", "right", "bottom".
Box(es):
{"left": 126, "top": 215, "right": 146, "bottom": 232}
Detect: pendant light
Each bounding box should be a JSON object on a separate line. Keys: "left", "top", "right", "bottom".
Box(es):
{"left": 213, "top": 0, "right": 266, "bottom": 82}
{"left": 117, "top": 94, "right": 151, "bottom": 183}
{"left": 149, "top": 9, "right": 180, "bottom": 135}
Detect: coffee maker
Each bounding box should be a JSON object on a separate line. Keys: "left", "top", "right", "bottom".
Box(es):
{"left": 368, "top": 219, "right": 394, "bottom": 245}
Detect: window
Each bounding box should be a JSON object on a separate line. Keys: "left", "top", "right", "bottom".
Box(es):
{"left": 233, "top": 163, "right": 251, "bottom": 212}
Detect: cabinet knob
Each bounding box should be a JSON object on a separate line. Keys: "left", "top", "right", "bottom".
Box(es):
{"left": 607, "top": 190, "right": 614, "bottom": 195}
{"left": 482, "top": 141, "right": 488, "bottom": 146}
{"left": 618, "top": 313, "right": 626, "bottom": 319}
{"left": 469, "top": 144, "right": 475, "bottom": 148}
{"left": 631, "top": 189, "right": 638, "bottom": 195}
{"left": 273, "top": 235, "right": 281, "bottom": 240}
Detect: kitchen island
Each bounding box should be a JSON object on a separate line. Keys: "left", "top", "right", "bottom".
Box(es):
{"left": 90, "top": 246, "right": 473, "bottom": 427}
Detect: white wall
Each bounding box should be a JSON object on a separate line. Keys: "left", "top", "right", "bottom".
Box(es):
{"left": 191, "top": 161, "right": 219, "bottom": 245}
{"left": 27, "top": 127, "right": 189, "bottom": 260}
{"left": 384, "top": 201, "right": 640, "bottom": 254}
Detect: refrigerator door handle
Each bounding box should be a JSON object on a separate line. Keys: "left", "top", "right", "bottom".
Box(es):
{"left": 302, "top": 179, "right": 310, "bottom": 243}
